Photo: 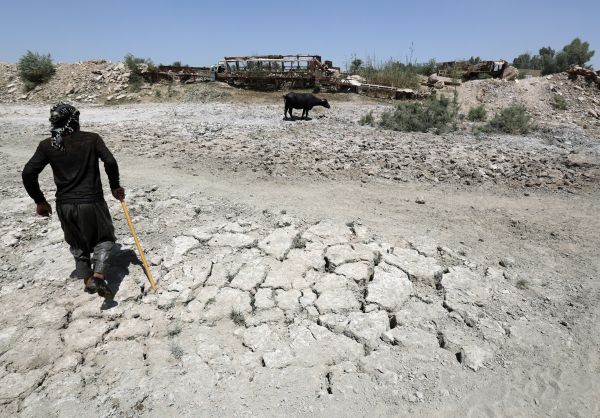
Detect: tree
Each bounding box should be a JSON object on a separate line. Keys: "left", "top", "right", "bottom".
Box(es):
{"left": 561, "top": 38, "right": 595, "bottom": 67}
{"left": 513, "top": 53, "right": 533, "bottom": 69}
{"left": 17, "top": 51, "right": 56, "bottom": 89}
{"left": 349, "top": 57, "right": 363, "bottom": 74}
{"left": 538, "top": 47, "right": 556, "bottom": 75}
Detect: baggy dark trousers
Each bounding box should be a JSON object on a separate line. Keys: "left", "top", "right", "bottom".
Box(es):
{"left": 56, "top": 201, "right": 116, "bottom": 279}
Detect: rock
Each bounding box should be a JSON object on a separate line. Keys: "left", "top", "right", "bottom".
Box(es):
{"left": 499, "top": 257, "right": 515, "bottom": 268}
{"left": 383, "top": 249, "right": 443, "bottom": 287}
{"left": 366, "top": 263, "right": 412, "bottom": 311}
{"left": 415, "top": 197, "right": 426, "bottom": 204}
{"left": 501, "top": 65, "right": 519, "bottom": 81}
{"left": 258, "top": 227, "right": 299, "bottom": 261}
{"left": 460, "top": 344, "right": 493, "bottom": 371}
{"left": 208, "top": 233, "right": 257, "bottom": 249}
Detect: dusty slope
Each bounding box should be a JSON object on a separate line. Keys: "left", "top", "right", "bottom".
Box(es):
{"left": 0, "top": 99, "right": 599, "bottom": 417}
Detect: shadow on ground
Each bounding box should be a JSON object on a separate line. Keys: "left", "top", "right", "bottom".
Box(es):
{"left": 102, "top": 244, "right": 143, "bottom": 309}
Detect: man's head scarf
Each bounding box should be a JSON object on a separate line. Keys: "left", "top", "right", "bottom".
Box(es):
{"left": 49, "top": 102, "right": 80, "bottom": 151}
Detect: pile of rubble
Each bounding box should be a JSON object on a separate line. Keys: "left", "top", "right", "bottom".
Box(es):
{"left": 0, "top": 60, "right": 150, "bottom": 104}
{"left": 457, "top": 70, "right": 600, "bottom": 128}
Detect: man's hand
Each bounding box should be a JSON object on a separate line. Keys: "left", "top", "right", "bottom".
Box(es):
{"left": 111, "top": 187, "right": 125, "bottom": 201}
{"left": 36, "top": 201, "right": 52, "bottom": 217}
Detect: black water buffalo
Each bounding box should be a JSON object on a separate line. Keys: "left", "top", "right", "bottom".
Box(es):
{"left": 283, "top": 92, "right": 330, "bottom": 120}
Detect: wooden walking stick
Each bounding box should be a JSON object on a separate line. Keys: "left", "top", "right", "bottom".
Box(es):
{"left": 120, "top": 199, "right": 157, "bottom": 290}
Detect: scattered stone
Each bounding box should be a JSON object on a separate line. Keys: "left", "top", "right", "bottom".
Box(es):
{"left": 460, "top": 344, "right": 493, "bottom": 371}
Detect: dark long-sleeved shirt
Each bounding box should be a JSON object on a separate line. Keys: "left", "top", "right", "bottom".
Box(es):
{"left": 22, "top": 131, "right": 120, "bottom": 204}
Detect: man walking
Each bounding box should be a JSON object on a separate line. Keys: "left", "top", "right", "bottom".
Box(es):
{"left": 22, "top": 103, "right": 125, "bottom": 299}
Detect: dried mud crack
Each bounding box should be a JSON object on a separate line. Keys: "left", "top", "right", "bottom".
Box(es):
{"left": 1, "top": 95, "right": 599, "bottom": 416}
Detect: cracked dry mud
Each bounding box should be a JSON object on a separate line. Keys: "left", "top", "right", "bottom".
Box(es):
{"left": 1, "top": 100, "right": 599, "bottom": 417}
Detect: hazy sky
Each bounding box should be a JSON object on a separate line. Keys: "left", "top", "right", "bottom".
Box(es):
{"left": 1, "top": 0, "right": 598, "bottom": 69}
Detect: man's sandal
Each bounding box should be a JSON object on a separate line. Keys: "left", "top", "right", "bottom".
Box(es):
{"left": 84, "top": 276, "right": 114, "bottom": 300}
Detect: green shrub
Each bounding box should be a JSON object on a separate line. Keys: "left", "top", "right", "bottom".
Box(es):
{"left": 359, "top": 110, "right": 375, "bottom": 126}
{"left": 467, "top": 105, "right": 487, "bottom": 121}
{"left": 17, "top": 51, "right": 56, "bottom": 89}
{"left": 379, "top": 95, "right": 458, "bottom": 134}
{"left": 551, "top": 95, "right": 568, "bottom": 111}
{"left": 484, "top": 104, "right": 531, "bottom": 134}
{"left": 124, "top": 53, "right": 156, "bottom": 91}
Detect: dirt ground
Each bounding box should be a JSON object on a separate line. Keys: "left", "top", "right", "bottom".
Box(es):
{"left": 0, "top": 88, "right": 599, "bottom": 417}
